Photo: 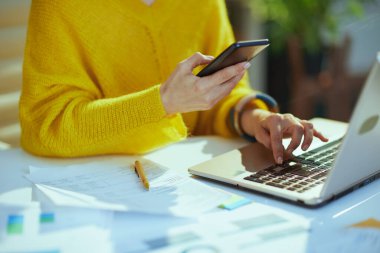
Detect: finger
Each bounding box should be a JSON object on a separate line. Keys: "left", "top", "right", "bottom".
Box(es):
{"left": 268, "top": 120, "right": 285, "bottom": 164}
{"left": 285, "top": 123, "right": 304, "bottom": 154}
{"left": 313, "top": 129, "right": 329, "bottom": 142}
{"left": 210, "top": 72, "right": 245, "bottom": 103}
{"left": 181, "top": 52, "right": 214, "bottom": 72}
{"left": 255, "top": 127, "right": 271, "bottom": 150}
{"left": 205, "top": 61, "right": 249, "bottom": 85}
{"left": 218, "top": 71, "right": 245, "bottom": 94}
{"left": 221, "top": 70, "right": 246, "bottom": 86}
{"left": 300, "top": 121, "right": 314, "bottom": 150}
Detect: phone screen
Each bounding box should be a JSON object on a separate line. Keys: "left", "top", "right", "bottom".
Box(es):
{"left": 197, "top": 40, "right": 269, "bottom": 77}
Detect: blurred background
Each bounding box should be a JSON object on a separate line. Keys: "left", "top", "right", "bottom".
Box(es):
{"left": 0, "top": 0, "right": 30, "bottom": 149}
{"left": 0, "top": 0, "right": 379, "bottom": 148}
{"left": 227, "top": 0, "right": 380, "bottom": 121}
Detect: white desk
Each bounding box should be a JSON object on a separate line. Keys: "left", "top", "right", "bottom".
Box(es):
{"left": 0, "top": 118, "right": 379, "bottom": 252}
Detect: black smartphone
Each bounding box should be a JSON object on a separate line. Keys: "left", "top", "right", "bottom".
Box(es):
{"left": 197, "top": 39, "right": 270, "bottom": 77}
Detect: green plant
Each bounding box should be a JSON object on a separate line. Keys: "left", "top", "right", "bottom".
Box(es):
{"left": 249, "top": 0, "right": 372, "bottom": 53}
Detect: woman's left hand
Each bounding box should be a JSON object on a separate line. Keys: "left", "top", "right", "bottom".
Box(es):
{"left": 240, "top": 109, "right": 329, "bottom": 164}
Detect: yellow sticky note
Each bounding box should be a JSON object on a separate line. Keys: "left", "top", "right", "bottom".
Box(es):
{"left": 351, "top": 218, "right": 380, "bottom": 229}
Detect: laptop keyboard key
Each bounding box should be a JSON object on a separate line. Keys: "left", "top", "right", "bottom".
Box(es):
{"left": 290, "top": 169, "right": 314, "bottom": 177}
{"left": 265, "top": 182, "right": 285, "bottom": 188}
{"left": 311, "top": 171, "right": 328, "bottom": 180}
{"left": 242, "top": 139, "right": 343, "bottom": 194}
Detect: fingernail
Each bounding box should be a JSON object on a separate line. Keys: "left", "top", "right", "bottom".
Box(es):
{"left": 277, "top": 156, "right": 283, "bottom": 164}
{"left": 243, "top": 62, "right": 251, "bottom": 69}
{"left": 302, "top": 145, "right": 307, "bottom": 150}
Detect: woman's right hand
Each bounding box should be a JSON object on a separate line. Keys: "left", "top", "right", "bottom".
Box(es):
{"left": 160, "top": 52, "right": 250, "bottom": 115}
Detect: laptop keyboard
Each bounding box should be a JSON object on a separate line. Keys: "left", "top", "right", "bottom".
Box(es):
{"left": 244, "top": 139, "right": 342, "bottom": 193}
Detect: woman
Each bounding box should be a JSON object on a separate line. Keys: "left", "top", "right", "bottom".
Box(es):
{"left": 20, "top": 0, "right": 327, "bottom": 163}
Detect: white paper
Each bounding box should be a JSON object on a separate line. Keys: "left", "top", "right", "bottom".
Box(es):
{"left": 38, "top": 207, "right": 113, "bottom": 233}
{"left": 0, "top": 226, "right": 113, "bottom": 253}
{"left": 124, "top": 202, "right": 310, "bottom": 253}
{"left": 26, "top": 158, "right": 230, "bottom": 217}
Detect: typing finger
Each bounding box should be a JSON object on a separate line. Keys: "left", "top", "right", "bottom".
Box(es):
{"left": 285, "top": 123, "right": 304, "bottom": 154}
{"left": 313, "top": 129, "right": 329, "bottom": 142}
{"left": 268, "top": 121, "right": 285, "bottom": 164}
{"left": 254, "top": 126, "right": 271, "bottom": 150}
{"left": 300, "top": 120, "right": 314, "bottom": 150}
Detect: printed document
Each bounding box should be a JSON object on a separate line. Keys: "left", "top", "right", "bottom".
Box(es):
{"left": 26, "top": 158, "right": 230, "bottom": 217}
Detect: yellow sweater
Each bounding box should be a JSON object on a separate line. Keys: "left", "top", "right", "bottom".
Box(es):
{"left": 20, "top": 0, "right": 256, "bottom": 157}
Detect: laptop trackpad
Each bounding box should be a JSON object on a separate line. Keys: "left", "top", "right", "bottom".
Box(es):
{"left": 189, "top": 142, "right": 277, "bottom": 179}
{"left": 240, "top": 142, "right": 277, "bottom": 173}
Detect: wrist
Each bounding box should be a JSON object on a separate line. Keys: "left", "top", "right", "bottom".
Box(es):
{"left": 241, "top": 108, "right": 270, "bottom": 136}
{"left": 160, "top": 84, "right": 175, "bottom": 115}
{"left": 228, "top": 93, "right": 279, "bottom": 142}
{"left": 240, "top": 108, "right": 255, "bottom": 136}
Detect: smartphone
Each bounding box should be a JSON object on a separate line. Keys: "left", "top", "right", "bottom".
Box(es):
{"left": 197, "top": 39, "right": 270, "bottom": 77}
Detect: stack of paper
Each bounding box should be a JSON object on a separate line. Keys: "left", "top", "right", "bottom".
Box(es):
{"left": 26, "top": 158, "right": 231, "bottom": 217}
{"left": 122, "top": 202, "right": 310, "bottom": 253}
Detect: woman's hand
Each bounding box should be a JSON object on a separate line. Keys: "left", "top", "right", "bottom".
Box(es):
{"left": 241, "top": 109, "right": 329, "bottom": 164}
{"left": 160, "top": 52, "right": 250, "bottom": 115}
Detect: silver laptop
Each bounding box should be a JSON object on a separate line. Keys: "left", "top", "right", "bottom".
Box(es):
{"left": 189, "top": 52, "right": 380, "bottom": 207}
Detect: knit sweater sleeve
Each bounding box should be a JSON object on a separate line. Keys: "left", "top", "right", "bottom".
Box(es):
{"left": 194, "top": 0, "right": 259, "bottom": 137}
{"left": 20, "top": 1, "right": 187, "bottom": 157}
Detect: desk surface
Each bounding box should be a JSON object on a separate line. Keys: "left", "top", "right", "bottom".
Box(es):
{"left": 0, "top": 118, "right": 379, "bottom": 252}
